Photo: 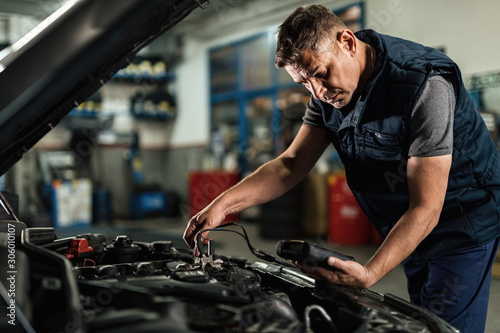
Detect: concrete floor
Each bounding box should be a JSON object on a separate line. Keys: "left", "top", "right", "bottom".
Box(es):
{"left": 92, "top": 217, "right": 500, "bottom": 333}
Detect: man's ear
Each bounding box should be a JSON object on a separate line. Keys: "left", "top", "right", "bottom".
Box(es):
{"left": 338, "top": 29, "right": 357, "bottom": 54}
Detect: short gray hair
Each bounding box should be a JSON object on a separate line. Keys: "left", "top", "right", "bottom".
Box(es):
{"left": 275, "top": 5, "right": 346, "bottom": 68}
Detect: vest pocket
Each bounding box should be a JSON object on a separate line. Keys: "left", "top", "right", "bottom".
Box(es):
{"left": 360, "top": 128, "right": 403, "bottom": 160}
{"left": 454, "top": 187, "right": 500, "bottom": 239}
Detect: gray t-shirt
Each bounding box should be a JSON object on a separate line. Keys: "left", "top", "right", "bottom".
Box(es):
{"left": 303, "top": 75, "right": 455, "bottom": 157}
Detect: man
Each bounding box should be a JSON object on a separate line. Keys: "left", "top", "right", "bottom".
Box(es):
{"left": 184, "top": 5, "right": 500, "bottom": 332}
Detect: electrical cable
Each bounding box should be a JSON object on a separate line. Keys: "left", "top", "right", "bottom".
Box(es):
{"left": 0, "top": 191, "right": 19, "bottom": 221}
{"left": 195, "top": 222, "right": 295, "bottom": 268}
{"left": 304, "top": 304, "right": 338, "bottom": 333}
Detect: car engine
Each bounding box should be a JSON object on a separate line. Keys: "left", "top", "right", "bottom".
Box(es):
{"left": 0, "top": 220, "right": 458, "bottom": 333}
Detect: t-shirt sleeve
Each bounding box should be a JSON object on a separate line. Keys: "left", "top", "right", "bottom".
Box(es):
{"left": 408, "top": 75, "right": 455, "bottom": 157}
{"left": 302, "top": 97, "right": 326, "bottom": 128}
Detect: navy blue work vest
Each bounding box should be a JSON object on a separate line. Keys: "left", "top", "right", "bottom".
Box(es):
{"left": 314, "top": 30, "right": 500, "bottom": 261}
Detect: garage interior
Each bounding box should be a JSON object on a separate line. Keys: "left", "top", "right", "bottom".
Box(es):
{"left": 0, "top": 1, "right": 499, "bottom": 332}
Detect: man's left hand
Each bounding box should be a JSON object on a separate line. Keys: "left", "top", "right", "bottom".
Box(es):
{"left": 294, "top": 257, "right": 373, "bottom": 289}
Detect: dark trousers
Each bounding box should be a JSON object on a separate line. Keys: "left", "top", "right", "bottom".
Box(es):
{"left": 404, "top": 238, "right": 500, "bottom": 333}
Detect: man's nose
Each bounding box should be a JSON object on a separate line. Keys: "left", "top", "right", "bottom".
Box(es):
{"left": 309, "top": 80, "right": 325, "bottom": 100}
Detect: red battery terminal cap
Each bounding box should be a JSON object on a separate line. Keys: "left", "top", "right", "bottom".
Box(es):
{"left": 66, "top": 238, "right": 94, "bottom": 259}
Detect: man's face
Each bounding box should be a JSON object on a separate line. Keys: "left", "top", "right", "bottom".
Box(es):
{"left": 285, "top": 47, "right": 361, "bottom": 109}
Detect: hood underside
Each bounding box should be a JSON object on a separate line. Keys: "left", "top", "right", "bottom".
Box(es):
{"left": 0, "top": 0, "right": 207, "bottom": 176}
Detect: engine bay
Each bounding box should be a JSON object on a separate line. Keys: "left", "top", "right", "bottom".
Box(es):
{"left": 0, "top": 220, "right": 459, "bottom": 332}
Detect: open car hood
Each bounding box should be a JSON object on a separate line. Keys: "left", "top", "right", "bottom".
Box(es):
{"left": 0, "top": 0, "right": 207, "bottom": 176}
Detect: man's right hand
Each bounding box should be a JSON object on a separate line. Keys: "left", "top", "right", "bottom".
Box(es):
{"left": 183, "top": 201, "right": 227, "bottom": 248}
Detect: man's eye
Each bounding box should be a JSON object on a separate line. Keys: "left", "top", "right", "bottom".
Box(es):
{"left": 315, "top": 71, "right": 327, "bottom": 79}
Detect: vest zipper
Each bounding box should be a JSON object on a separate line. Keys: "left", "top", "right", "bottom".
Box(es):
{"left": 362, "top": 128, "right": 399, "bottom": 148}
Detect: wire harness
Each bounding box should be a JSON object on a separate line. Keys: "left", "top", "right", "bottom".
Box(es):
{"left": 194, "top": 222, "right": 295, "bottom": 268}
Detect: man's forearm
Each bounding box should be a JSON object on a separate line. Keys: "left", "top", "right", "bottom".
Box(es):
{"left": 364, "top": 205, "right": 440, "bottom": 286}
{"left": 215, "top": 156, "right": 306, "bottom": 216}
